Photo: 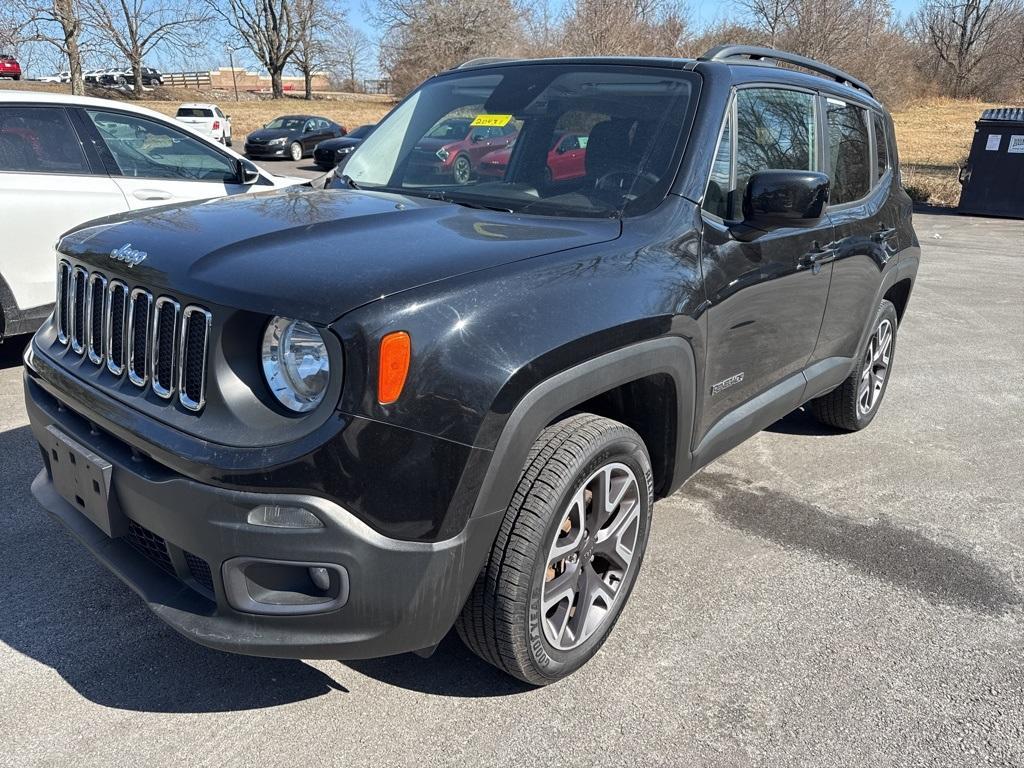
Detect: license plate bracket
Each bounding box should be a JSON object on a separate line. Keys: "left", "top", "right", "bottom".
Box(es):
{"left": 43, "top": 425, "right": 126, "bottom": 538}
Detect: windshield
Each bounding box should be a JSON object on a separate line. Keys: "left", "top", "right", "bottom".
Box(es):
{"left": 337, "top": 64, "right": 697, "bottom": 218}
{"left": 350, "top": 125, "right": 374, "bottom": 139}
{"left": 265, "top": 117, "right": 306, "bottom": 131}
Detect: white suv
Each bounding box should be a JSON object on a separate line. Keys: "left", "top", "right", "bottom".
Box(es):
{"left": 0, "top": 91, "right": 303, "bottom": 340}
{"left": 175, "top": 103, "right": 232, "bottom": 145}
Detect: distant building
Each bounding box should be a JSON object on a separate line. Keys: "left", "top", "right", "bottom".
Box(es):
{"left": 161, "top": 67, "right": 331, "bottom": 92}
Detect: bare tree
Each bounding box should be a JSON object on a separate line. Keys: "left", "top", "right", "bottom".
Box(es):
{"left": 912, "top": 0, "right": 1021, "bottom": 97}
{"left": 13, "top": 0, "right": 88, "bottom": 93}
{"left": 733, "top": 0, "right": 794, "bottom": 45}
{"left": 372, "top": 0, "right": 526, "bottom": 96}
{"left": 213, "top": 0, "right": 299, "bottom": 98}
{"left": 335, "top": 25, "right": 372, "bottom": 91}
{"left": 83, "top": 0, "right": 209, "bottom": 96}
{"left": 292, "top": 0, "right": 345, "bottom": 98}
{"left": 561, "top": 0, "right": 690, "bottom": 56}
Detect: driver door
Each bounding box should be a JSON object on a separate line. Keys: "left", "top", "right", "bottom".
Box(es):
{"left": 696, "top": 87, "right": 834, "bottom": 449}
{"left": 75, "top": 107, "right": 251, "bottom": 210}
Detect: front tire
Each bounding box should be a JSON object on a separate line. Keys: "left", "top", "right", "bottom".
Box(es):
{"left": 810, "top": 299, "right": 898, "bottom": 431}
{"left": 451, "top": 154, "right": 472, "bottom": 184}
{"left": 457, "top": 414, "right": 653, "bottom": 685}
{"left": 289, "top": 141, "right": 303, "bottom": 162}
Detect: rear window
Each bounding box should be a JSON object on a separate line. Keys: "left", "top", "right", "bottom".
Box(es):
{"left": 0, "top": 105, "right": 90, "bottom": 175}
{"left": 176, "top": 108, "right": 214, "bottom": 118}
{"left": 873, "top": 113, "right": 889, "bottom": 177}
{"left": 826, "top": 98, "right": 871, "bottom": 204}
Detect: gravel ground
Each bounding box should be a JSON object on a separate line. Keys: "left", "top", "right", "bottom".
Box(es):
{"left": 0, "top": 210, "right": 1021, "bottom": 767}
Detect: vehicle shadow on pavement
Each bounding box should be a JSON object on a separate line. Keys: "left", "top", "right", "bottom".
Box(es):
{"left": 0, "top": 334, "right": 29, "bottom": 370}
{"left": 764, "top": 406, "right": 841, "bottom": 437}
{"left": 0, "top": 424, "right": 349, "bottom": 712}
{"left": 342, "top": 633, "right": 533, "bottom": 697}
{"left": 688, "top": 470, "right": 1023, "bottom": 616}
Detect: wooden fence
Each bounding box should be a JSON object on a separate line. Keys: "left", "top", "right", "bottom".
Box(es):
{"left": 160, "top": 71, "right": 213, "bottom": 89}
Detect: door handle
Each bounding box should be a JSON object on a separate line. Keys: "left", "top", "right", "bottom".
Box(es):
{"left": 133, "top": 189, "right": 172, "bottom": 201}
{"left": 799, "top": 246, "right": 837, "bottom": 272}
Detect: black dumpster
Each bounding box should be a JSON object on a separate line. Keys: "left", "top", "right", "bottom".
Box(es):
{"left": 958, "top": 108, "right": 1024, "bottom": 218}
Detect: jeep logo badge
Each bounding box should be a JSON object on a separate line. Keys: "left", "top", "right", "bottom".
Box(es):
{"left": 109, "top": 243, "right": 147, "bottom": 267}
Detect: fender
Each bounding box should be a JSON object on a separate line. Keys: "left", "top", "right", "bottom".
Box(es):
{"left": 468, "top": 336, "right": 697, "bottom": 522}
{"left": 846, "top": 245, "right": 920, "bottom": 379}
{"left": 0, "top": 273, "right": 52, "bottom": 340}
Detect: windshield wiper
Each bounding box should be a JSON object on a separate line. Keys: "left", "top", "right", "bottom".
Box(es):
{"left": 337, "top": 173, "right": 361, "bottom": 190}
{"left": 423, "top": 190, "right": 513, "bottom": 214}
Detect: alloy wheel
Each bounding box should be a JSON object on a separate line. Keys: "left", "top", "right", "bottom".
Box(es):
{"left": 290, "top": 142, "right": 303, "bottom": 161}
{"left": 452, "top": 155, "right": 472, "bottom": 184}
{"left": 541, "top": 462, "right": 642, "bottom": 651}
{"left": 857, "top": 318, "right": 893, "bottom": 416}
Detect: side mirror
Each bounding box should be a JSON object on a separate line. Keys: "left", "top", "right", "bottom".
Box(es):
{"left": 733, "top": 170, "right": 829, "bottom": 240}
{"left": 471, "top": 133, "right": 484, "bottom": 143}
{"left": 235, "top": 158, "right": 260, "bottom": 185}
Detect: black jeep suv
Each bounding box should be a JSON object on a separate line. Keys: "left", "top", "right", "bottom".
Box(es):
{"left": 24, "top": 46, "right": 919, "bottom": 685}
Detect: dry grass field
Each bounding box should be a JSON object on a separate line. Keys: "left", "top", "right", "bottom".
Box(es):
{"left": 890, "top": 97, "right": 1005, "bottom": 206}
{"left": 1, "top": 81, "right": 1016, "bottom": 207}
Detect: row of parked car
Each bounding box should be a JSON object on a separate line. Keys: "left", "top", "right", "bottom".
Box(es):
{"left": 39, "top": 66, "right": 164, "bottom": 87}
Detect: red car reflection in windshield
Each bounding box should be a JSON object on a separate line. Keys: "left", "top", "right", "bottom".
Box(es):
{"left": 479, "top": 132, "right": 589, "bottom": 182}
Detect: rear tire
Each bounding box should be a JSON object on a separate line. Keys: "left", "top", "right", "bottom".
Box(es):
{"left": 456, "top": 413, "right": 653, "bottom": 685}
{"left": 810, "top": 299, "right": 898, "bottom": 431}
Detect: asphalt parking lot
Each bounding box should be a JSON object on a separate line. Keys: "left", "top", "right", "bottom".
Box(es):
{"left": 252, "top": 156, "right": 325, "bottom": 181}
{"left": 0, "top": 210, "right": 1021, "bottom": 767}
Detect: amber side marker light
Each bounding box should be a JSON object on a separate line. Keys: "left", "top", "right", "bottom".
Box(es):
{"left": 378, "top": 331, "right": 411, "bottom": 404}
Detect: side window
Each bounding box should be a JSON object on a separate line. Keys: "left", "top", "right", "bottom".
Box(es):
{"left": 826, "top": 98, "right": 870, "bottom": 204}
{"left": 215, "top": 108, "right": 225, "bottom": 119}
{"left": 86, "top": 109, "right": 237, "bottom": 182}
{"left": 704, "top": 108, "right": 733, "bottom": 220}
{"left": 558, "top": 135, "right": 579, "bottom": 152}
{"left": 0, "top": 105, "right": 90, "bottom": 175}
{"left": 736, "top": 88, "right": 817, "bottom": 205}
{"left": 873, "top": 113, "right": 889, "bottom": 178}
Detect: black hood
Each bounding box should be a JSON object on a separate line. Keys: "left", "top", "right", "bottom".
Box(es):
{"left": 57, "top": 187, "right": 621, "bottom": 325}
{"left": 316, "top": 136, "right": 363, "bottom": 150}
{"left": 246, "top": 127, "right": 298, "bottom": 142}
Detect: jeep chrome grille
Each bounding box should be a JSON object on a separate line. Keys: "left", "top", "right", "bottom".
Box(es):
{"left": 56, "top": 260, "right": 211, "bottom": 412}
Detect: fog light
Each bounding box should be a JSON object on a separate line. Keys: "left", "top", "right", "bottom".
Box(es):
{"left": 308, "top": 566, "right": 331, "bottom": 590}
{"left": 247, "top": 505, "right": 323, "bottom": 529}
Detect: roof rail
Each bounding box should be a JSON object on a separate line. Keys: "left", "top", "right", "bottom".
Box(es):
{"left": 698, "top": 44, "right": 874, "bottom": 98}
{"left": 454, "top": 57, "right": 517, "bottom": 70}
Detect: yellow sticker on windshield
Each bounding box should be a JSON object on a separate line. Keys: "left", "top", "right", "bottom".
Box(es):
{"left": 470, "top": 114, "right": 512, "bottom": 127}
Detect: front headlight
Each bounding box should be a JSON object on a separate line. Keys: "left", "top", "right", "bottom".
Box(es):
{"left": 436, "top": 148, "right": 449, "bottom": 161}
{"left": 261, "top": 317, "right": 332, "bottom": 413}
{"left": 269, "top": 137, "right": 288, "bottom": 146}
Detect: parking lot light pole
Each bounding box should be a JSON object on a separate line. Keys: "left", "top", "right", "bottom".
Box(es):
{"left": 228, "top": 49, "right": 240, "bottom": 102}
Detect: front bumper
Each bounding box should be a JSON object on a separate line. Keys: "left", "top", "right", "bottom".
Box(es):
{"left": 25, "top": 370, "right": 502, "bottom": 660}
{"left": 245, "top": 144, "right": 288, "bottom": 158}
